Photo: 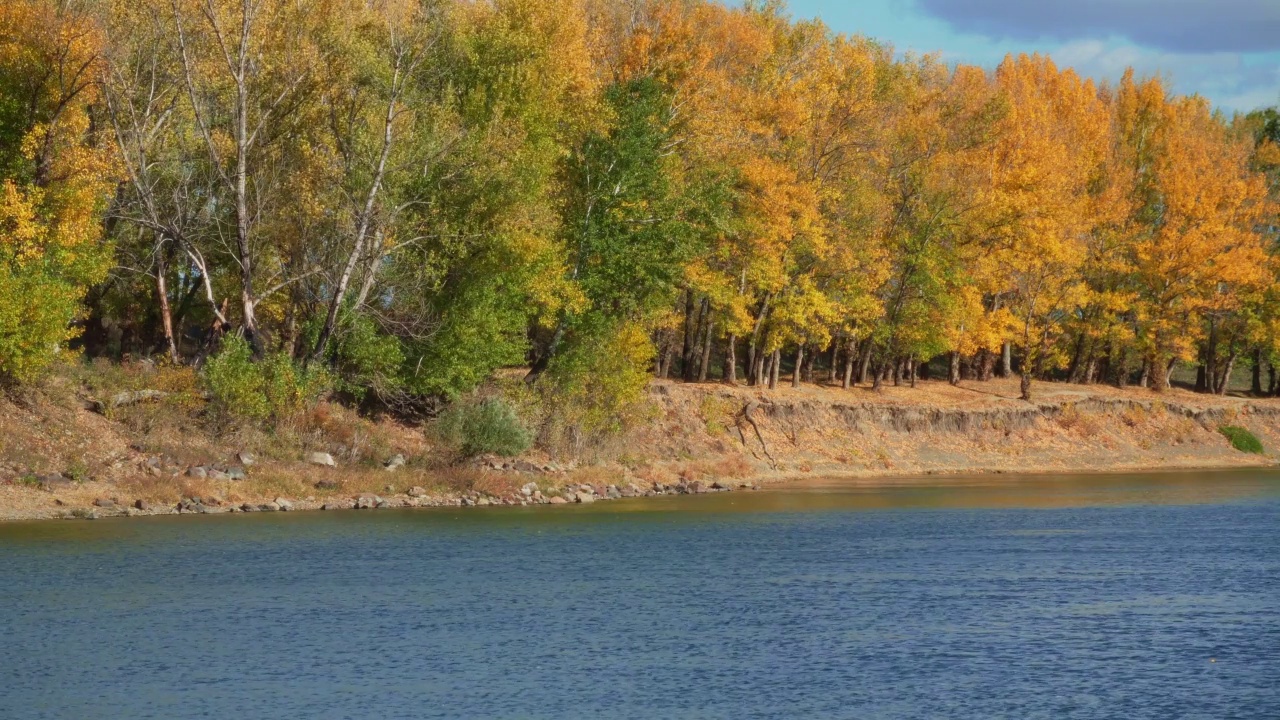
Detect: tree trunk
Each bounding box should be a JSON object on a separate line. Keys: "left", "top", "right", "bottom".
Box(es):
{"left": 768, "top": 349, "right": 780, "bottom": 390}
{"left": 841, "top": 338, "right": 856, "bottom": 389}
{"left": 1251, "top": 348, "right": 1263, "bottom": 396}
{"left": 859, "top": 340, "right": 873, "bottom": 384}
{"left": 1149, "top": 356, "right": 1169, "bottom": 392}
{"left": 948, "top": 351, "right": 961, "bottom": 385}
{"left": 909, "top": 357, "right": 918, "bottom": 388}
{"left": 681, "top": 291, "right": 698, "bottom": 381}
{"left": 698, "top": 315, "right": 714, "bottom": 383}
{"left": 1217, "top": 352, "right": 1237, "bottom": 395}
{"left": 724, "top": 335, "right": 738, "bottom": 385}
{"left": 1000, "top": 341, "right": 1012, "bottom": 378}
{"left": 828, "top": 339, "right": 840, "bottom": 384}
{"left": 1020, "top": 372, "right": 1032, "bottom": 401}
{"left": 792, "top": 344, "right": 804, "bottom": 388}
{"left": 155, "top": 242, "right": 178, "bottom": 363}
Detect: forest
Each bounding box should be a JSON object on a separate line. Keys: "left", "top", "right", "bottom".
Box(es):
{"left": 2, "top": 0, "right": 1279, "bottom": 437}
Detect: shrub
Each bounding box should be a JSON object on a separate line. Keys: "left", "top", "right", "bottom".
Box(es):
{"left": 1219, "top": 425, "right": 1264, "bottom": 454}
{"left": 437, "top": 397, "right": 531, "bottom": 458}
{"left": 203, "top": 337, "right": 329, "bottom": 425}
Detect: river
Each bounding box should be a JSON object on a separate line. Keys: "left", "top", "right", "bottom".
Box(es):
{"left": 1, "top": 469, "right": 1277, "bottom": 719}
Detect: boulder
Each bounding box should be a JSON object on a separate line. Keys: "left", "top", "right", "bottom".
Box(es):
{"left": 207, "top": 470, "right": 229, "bottom": 481}
{"left": 240, "top": 503, "right": 259, "bottom": 513}
{"left": 355, "top": 493, "right": 382, "bottom": 510}
{"left": 574, "top": 491, "right": 595, "bottom": 504}
{"left": 260, "top": 503, "right": 279, "bottom": 512}
{"left": 274, "top": 497, "right": 294, "bottom": 512}
{"left": 605, "top": 485, "right": 622, "bottom": 499}
{"left": 134, "top": 499, "right": 152, "bottom": 511}
{"left": 689, "top": 481, "right": 706, "bottom": 494}
{"left": 236, "top": 452, "right": 256, "bottom": 466}
{"left": 407, "top": 486, "right": 427, "bottom": 498}
{"left": 225, "top": 466, "right": 248, "bottom": 481}
{"left": 513, "top": 459, "right": 541, "bottom": 473}
{"left": 306, "top": 452, "right": 337, "bottom": 467}
{"left": 384, "top": 454, "right": 406, "bottom": 471}
{"left": 520, "top": 482, "right": 538, "bottom": 497}
{"left": 549, "top": 496, "right": 569, "bottom": 505}
{"left": 186, "top": 466, "right": 208, "bottom": 479}
{"left": 93, "top": 498, "right": 115, "bottom": 508}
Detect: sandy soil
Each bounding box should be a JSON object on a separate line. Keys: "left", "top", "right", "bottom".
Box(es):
{"left": 2, "top": 374, "right": 1277, "bottom": 522}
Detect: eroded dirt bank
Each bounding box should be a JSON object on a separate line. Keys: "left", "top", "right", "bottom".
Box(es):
{"left": 2, "top": 376, "right": 1277, "bottom": 522}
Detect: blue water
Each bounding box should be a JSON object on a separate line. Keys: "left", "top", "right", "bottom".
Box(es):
{"left": 1, "top": 471, "right": 1278, "bottom": 719}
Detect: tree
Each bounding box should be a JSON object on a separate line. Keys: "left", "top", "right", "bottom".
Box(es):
{"left": 0, "top": 0, "right": 117, "bottom": 382}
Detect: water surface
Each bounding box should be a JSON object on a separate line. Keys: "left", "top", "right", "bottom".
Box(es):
{"left": 2, "top": 470, "right": 1278, "bottom": 719}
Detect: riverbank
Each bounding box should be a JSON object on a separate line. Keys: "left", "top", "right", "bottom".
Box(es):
{"left": 2, "top": 369, "right": 1277, "bottom": 522}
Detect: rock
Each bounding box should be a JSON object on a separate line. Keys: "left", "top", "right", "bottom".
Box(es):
{"left": 207, "top": 470, "right": 229, "bottom": 481}
{"left": 93, "top": 498, "right": 116, "bottom": 508}
{"left": 384, "top": 454, "right": 406, "bottom": 471}
{"left": 549, "top": 496, "right": 569, "bottom": 505}
{"left": 274, "top": 497, "right": 294, "bottom": 512}
{"left": 186, "top": 466, "right": 208, "bottom": 479}
{"left": 355, "top": 493, "right": 382, "bottom": 510}
{"left": 375, "top": 501, "right": 390, "bottom": 509}
{"left": 321, "top": 503, "right": 341, "bottom": 511}
{"left": 306, "top": 452, "right": 337, "bottom": 467}
{"left": 711, "top": 481, "right": 728, "bottom": 490}
{"left": 236, "top": 452, "right": 256, "bottom": 466}
{"left": 476, "top": 497, "right": 491, "bottom": 506}
{"left": 407, "top": 486, "right": 427, "bottom": 498}
{"left": 606, "top": 485, "right": 622, "bottom": 499}
{"left": 145, "top": 456, "right": 161, "bottom": 469}
{"left": 689, "top": 481, "right": 706, "bottom": 494}
{"left": 38, "top": 473, "right": 74, "bottom": 491}
{"left": 240, "top": 503, "right": 259, "bottom": 513}
{"left": 574, "top": 491, "right": 595, "bottom": 504}
{"left": 520, "top": 482, "right": 538, "bottom": 497}
{"left": 314, "top": 479, "right": 341, "bottom": 491}
{"left": 225, "top": 466, "right": 248, "bottom": 481}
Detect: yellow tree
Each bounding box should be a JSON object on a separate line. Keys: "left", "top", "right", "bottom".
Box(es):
{"left": 1122, "top": 78, "right": 1271, "bottom": 391}
{"left": 983, "top": 55, "right": 1110, "bottom": 401}
{"left": 0, "top": 0, "right": 117, "bottom": 382}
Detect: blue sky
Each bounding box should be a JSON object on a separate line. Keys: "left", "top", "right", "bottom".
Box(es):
{"left": 774, "top": 0, "right": 1280, "bottom": 114}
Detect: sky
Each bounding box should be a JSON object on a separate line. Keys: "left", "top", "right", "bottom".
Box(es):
{"left": 775, "top": 0, "right": 1280, "bottom": 114}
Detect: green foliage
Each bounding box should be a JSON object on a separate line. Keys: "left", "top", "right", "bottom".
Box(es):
{"left": 203, "top": 336, "right": 330, "bottom": 425}
{"left": 311, "top": 313, "right": 404, "bottom": 402}
{"left": 545, "top": 319, "right": 657, "bottom": 442}
{"left": 1219, "top": 425, "right": 1264, "bottom": 454}
{"left": 436, "top": 396, "right": 532, "bottom": 458}
{"left": 0, "top": 259, "right": 102, "bottom": 384}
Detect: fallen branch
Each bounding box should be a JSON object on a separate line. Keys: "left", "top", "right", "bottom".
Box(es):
{"left": 93, "top": 390, "right": 169, "bottom": 413}
{"left": 735, "top": 399, "right": 777, "bottom": 469}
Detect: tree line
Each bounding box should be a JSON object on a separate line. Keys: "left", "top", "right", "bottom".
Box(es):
{"left": 2, "top": 0, "right": 1278, "bottom": 416}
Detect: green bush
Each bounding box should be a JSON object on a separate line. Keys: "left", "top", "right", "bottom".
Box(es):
{"left": 203, "top": 337, "right": 329, "bottom": 424}
{"left": 437, "top": 397, "right": 531, "bottom": 458}
{"left": 1219, "top": 425, "right": 1264, "bottom": 454}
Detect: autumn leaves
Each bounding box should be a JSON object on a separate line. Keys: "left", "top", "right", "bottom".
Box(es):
{"left": 1, "top": 0, "right": 1277, "bottom": 412}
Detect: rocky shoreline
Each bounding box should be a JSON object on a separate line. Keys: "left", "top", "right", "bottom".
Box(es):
{"left": 47, "top": 477, "right": 760, "bottom": 521}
